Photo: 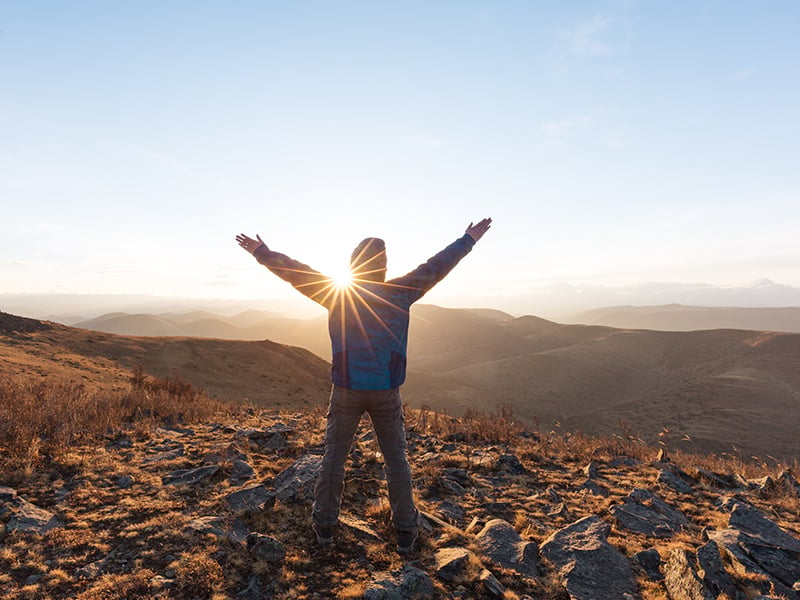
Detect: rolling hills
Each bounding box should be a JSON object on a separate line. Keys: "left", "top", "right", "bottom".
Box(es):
{"left": 4, "top": 306, "right": 800, "bottom": 461}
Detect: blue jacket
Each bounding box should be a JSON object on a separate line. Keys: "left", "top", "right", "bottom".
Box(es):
{"left": 254, "top": 234, "right": 475, "bottom": 390}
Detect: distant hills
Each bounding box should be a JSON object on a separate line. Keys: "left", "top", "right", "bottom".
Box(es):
{"left": 567, "top": 304, "right": 800, "bottom": 333}
{"left": 3, "top": 305, "right": 800, "bottom": 461}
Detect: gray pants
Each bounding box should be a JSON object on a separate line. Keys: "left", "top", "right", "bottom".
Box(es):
{"left": 313, "top": 386, "right": 419, "bottom": 532}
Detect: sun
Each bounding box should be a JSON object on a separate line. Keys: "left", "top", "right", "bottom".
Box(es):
{"left": 332, "top": 270, "right": 353, "bottom": 289}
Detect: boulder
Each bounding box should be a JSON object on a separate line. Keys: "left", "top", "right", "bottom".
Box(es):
{"left": 480, "top": 569, "right": 505, "bottom": 598}
{"left": 657, "top": 468, "right": 694, "bottom": 494}
{"left": 229, "top": 459, "right": 256, "bottom": 484}
{"left": 663, "top": 548, "right": 715, "bottom": 600}
{"left": 540, "top": 515, "right": 638, "bottom": 600}
{"left": 433, "top": 547, "right": 472, "bottom": 582}
{"left": 631, "top": 548, "right": 663, "bottom": 582}
{"left": 476, "top": 518, "right": 539, "bottom": 578}
{"left": 246, "top": 533, "right": 286, "bottom": 563}
{"left": 272, "top": 454, "right": 322, "bottom": 501}
{"left": 610, "top": 488, "right": 688, "bottom": 537}
{"left": 695, "top": 540, "right": 740, "bottom": 600}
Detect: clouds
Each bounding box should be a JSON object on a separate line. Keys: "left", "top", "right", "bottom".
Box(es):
{"left": 555, "top": 16, "right": 620, "bottom": 57}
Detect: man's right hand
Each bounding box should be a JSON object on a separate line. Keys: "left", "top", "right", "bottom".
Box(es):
{"left": 465, "top": 218, "right": 492, "bottom": 242}
{"left": 236, "top": 233, "right": 266, "bottom": 255}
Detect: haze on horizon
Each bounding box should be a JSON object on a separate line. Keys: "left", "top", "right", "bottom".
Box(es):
{"left": 2, "top": 2, "right": 799, "bottom": 317}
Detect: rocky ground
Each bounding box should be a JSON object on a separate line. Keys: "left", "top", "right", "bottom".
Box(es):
{"left": 1, "top": 408, "right": 800, "bottom": 600}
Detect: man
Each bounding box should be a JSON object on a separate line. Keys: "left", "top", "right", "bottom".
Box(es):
{"left": 236, "top": 217, "right": 491, "bottom": 554}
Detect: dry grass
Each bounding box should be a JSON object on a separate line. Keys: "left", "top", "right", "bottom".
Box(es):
{"left": 2, "top": 373, "right": 800, "bottom": 599}
{"left": 0, "top": 370, "right": 234, "bottom": 474}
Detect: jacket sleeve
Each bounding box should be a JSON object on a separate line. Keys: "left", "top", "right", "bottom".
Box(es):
{"left": 253, "top": 245, "right": 336, "bottom": 308}
{"left": 391, "top": 234, "right": 475, "bottom": 305}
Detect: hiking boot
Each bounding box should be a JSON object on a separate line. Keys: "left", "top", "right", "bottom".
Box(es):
{"left": 313, "top": 523, "right": 334, "bottom": 546}
{"left": 396, "top": 529, "right": 417, "bottom": 555}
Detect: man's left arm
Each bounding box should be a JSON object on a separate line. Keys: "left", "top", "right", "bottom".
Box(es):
{"left": 393, "top": 218, "right": 492, "bottom": 304}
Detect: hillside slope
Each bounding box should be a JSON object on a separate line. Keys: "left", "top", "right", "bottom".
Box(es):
{"left": 0, "top": 312, "right": 330, "bottom": 409}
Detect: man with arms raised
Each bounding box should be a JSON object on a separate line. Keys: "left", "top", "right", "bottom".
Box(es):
{"left": 237, "top": 218, "right": 491, "bottom": 554}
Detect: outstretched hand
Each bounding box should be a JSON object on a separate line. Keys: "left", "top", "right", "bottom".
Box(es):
{"left": 465, "top": 218, "right": 492, "bottom": 242}
{"left": 236, "top": 233, "right": 266, "bottom": 255}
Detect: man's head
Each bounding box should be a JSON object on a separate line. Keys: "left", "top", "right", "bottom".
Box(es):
{"left": 350, "top": 237, "right": 387, "bottom": 282}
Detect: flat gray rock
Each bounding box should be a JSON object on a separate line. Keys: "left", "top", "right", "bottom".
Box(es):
{"left": 6, "top": 499, "right": 64, "bottom": 534}
{"left": 161, "top": 465, "right": 219, "bottom": 486}
{"left": 363, "top": 565, "right": 434, "bottom": 600}
{"left": 476, "top": 518, "right": 539, "bottom": 578}
{"left": 610, "top": 488, "right": 688, "bottom": 538}
{"left": 225, "top": 485, "right": 275, "bottom": 513}
{"left": 540, "top": 515, "right": 638, "bottom": 600}
{"left": 272, "top": 454, "right": 322, "bottom": 501}
{"left": 433, "top": 547, "right": 472, "bottom": 582}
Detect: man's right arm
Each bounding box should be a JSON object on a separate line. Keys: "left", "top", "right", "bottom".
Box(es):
{"left": 236, "top": 233, "right": 336, "bottom": 308}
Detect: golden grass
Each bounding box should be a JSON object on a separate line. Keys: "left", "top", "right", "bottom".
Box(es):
{"left": 0, "top": 370, "right": 234, "bottom": 474}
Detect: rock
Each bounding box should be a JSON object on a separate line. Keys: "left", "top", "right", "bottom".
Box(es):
{"left": 749, "top": 476, "right": 777, "bottom": 494}
{"left": 272, "top": 454, "right": 322, "bottom": 501}
{"left": 264, "top": 431, "right": 288, "bottom": 451}
{"left": 695, "top": 540, "right": 740, "bottom": 600}
{"left": 441, "top": 468, "right": 470, "bottom": 486}
{"left": 657, "top": 468, "right": 694, "bottom": 494}
{"left": 479, "top": 569, "right": 505, "bottom": 597}
{"left": 476, "top": 518, "right": 539, "bottom": 578}
{"left": 25, "top": 574, "right": 42, "bottom": 585}
{"left": 433, "top": 547, "right": 472, "bottom": 582}
{"left": 583, "top": 460, "right": 599, "bottom": 479}
{"left": 706, "top": 528, "right": 773, "bottom": 595}
{"left": 115, "top": 475, "right": 135, "bottom": 489}
{"left": 6, "top": 499, "right": 64, "bottom": 534}
{"left": 184, "top": 516, "right": 227, "bottom": 538}
{"left": 547, "top": 502, "right": 570, "bottom": 519}
{"left": 161, "top": 465, "right": 219, "bottom": 486}
{"left": 722, "top": 503, "right": 800, "bottom": 591}
{"left": 694, "top": 468, "right": 740, "bottom": 489}
{"left": 246, "top": 533, "right": 286, "bottom": 563}
{"left": 436, "top": 501, "right": 465, "bottom": 525}
{"left": 610, "top": 488, "right": 688, "bottom": 538}
{"left": 339, "top": 513, "right": 383, "bottom": 543}
{"left": 540, "top": 515, "right": 638, "bottom": 600}
{"left": 438, "top": 477, "right": 467, "bottom": 496}
{"left": 608, "top": 457, "right": 640, "bottom": 468}
{"left": 577, "top": 479, "right": 609, "bottom": 497}
{"left": 0, "top": 486, "right": 19, "bottom": 502}
{"left": 631, "top": 548, "right": 663, "bottom": 581}
{"left": 229, "top": 459, "right": 256, "bottom": 483}
{"left": 142, "top": 447, "right": 184, "bottom": 463}
{"left": 76, "top": 553, "right": 115, "bottom": 579}
{"left": 225, "top": 485, "right": 275, "bottom": 514}
{"left": 663, "top": 548, "right": 715, "bottom": 600}
{"left": 498, "top": 454, "right": 527, "bottom": 474}
{"left": 363, "top": 565, "right": 434, "bottom": 600}
{"left": 236, "top": 576, "right": 263, "bottom": 600}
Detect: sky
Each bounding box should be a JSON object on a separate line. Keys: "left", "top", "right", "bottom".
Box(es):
{"left": 2, "top": 1, "right": 799, "bottom": 317}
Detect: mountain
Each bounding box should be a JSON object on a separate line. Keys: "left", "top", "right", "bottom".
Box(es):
{"left": 566, "top": 303, "right": 800, "bottom": 333}
{"left": 0, "top": 311, "right": 330, "bottom": 409}
{"left": 5, "top": 308, "right": 800, "bottom": 461}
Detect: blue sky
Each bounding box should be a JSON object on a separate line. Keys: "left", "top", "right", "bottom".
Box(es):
{"left": 2, "top": 1, "right": 799, "bottom": 315}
